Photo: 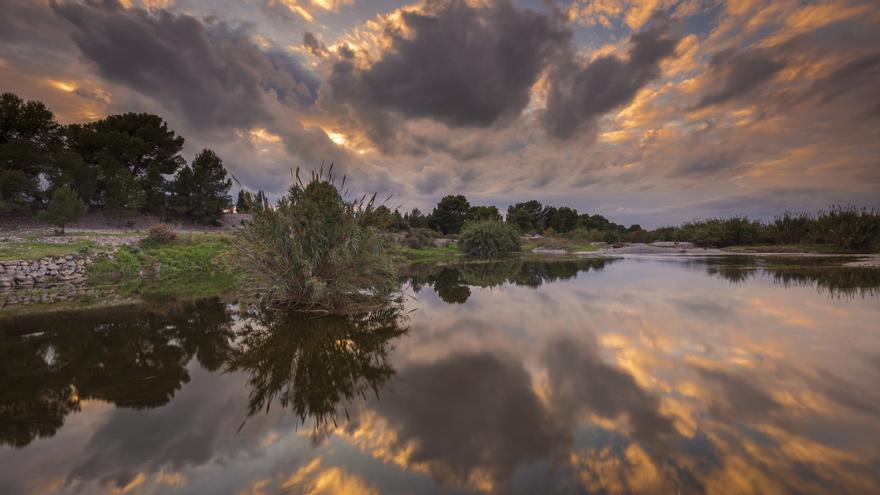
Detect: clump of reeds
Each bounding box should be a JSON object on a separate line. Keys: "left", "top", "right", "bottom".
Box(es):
{"left": 231, "top": 165, "right": 399, "bottom": 312}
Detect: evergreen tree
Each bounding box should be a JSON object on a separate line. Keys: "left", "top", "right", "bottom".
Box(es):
{"left": 236, "top": 190, "right": 253, "bottom": 213}
{"left": 38, "top": 185, "right": 87, "bottom": 234}
{"left": 429, "top": 195, "right": 471, "bottom": 234}
{"left": 171, "top": 149, "right": 231, "bottom": 223}
{"left": 0, "top": 92, "right": 62, "bottom": 211}
{"left": 105, "top": 169, "right": 145, "bottom": 212}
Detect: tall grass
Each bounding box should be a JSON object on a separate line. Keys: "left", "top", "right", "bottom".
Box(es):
{"left": 231, "top": 167, "right": 399, "bottom": 312}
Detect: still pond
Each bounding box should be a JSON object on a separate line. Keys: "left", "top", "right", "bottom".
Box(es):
{"left": 1, "top": 256, "right": 879, "bottom": 494}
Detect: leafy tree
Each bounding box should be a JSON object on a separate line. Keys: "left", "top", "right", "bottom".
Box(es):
{"left": 468, "top": 205, "right": 502, "bottom": 222}
{"left": 430, "top": 194, "right": 471, "bottom": 234}
{"left": 38, "top": 185, "right": 87, "bottom": 234}
{"left": 506, "top": 200, "right": 544, "bottom": 233}
{"left": 66, "top": 113, "right": 184, "bottom": 207}
{"left": 361, "top": 204, "right": 393, "bottom": 229}
{"left": 46, "top": 150, "right": 97, "bottom": 204}
{"left": 0, "top": 93, "right": 62, "bottom": 210}
{"left": 105, "top": 168, "right": 145, "bottom": 213}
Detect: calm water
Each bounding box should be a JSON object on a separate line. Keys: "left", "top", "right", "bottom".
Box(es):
{"left": 1, "top": 257, "right": 879, "bottom": 494}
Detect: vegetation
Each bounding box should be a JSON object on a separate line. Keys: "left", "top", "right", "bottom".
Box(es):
{"left": 87, "top": 233, "right": 233, "bottom": 299}
{"left": 145, "top": 224, "right": 177, "bottom": 244}
{"left": 231, "top": 169, "right": 398, "bottom": 312}
{"left": 459, "top": 220, "right": 521, "bottom": 258}
{"left": 37, "top": 185, "right": 87, "bottom": 234}
{"left": 0, "top": 91, "right": 232, "bottom": 224}
{"left": 0, "top": 239, "right": 100, "bottom": 262}
{"left": 652, "top": 206, "right": 880, "bottom": 251}
{"left": 401, "top": 228, "right": 438, "bottom": 249}
{"left": 429, "top": 194, "right": 470, "bottom": 234}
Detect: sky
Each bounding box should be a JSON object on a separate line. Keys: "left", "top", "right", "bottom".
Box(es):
{"left": 1, "top": 0, "right": 878, "bottom": 227}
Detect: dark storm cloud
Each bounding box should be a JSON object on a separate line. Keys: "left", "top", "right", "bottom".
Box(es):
{"left": 51, "top": 0, "right": 319, "bottom": 128}
{"left": 695, "top": 47, "right": 785, "bottom": 108}
{"left": 368, "top": 352, "right": 569, "bottom": 488}
{"left": 543, "top": 13, "right": 680, "bottom": 139}
{"left": 542, "top": 337, "right": 676, "bottom": 443}
{"left": 324, "top": 0, "right": 569, "bottom": 148}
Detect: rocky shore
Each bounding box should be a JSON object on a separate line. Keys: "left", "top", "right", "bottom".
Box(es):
{"left": 0, "top": 253, "right": 107, "bottom": 290}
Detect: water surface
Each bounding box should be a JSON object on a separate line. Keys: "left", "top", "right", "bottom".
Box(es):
{"left": 2, "top": 257, "right": 879, "bottom": 494}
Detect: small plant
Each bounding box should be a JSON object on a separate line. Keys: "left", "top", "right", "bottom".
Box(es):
{"left": 38, "top": 185, "right": 87, "bottom": 235}
{"left": 603, "top": 230, "right": 622, "bottom": 244}
{"left": 145, "top": 224, "right": 178, "bottom": 244}
{"left": 459, "top": 220, "right": 521, "bottom": 258}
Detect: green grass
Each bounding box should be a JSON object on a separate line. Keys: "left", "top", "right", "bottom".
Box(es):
{"left": 88, "top": 233, "right": 235, "bottom": 299}
{"left": 0, "top": 240, "right": 106, "bottom": 261}
{"left": 522, "top": 237, "right": 601, "bottom": 253}
{"left": 397, "top": 244, "right": 462, "bottom": 263}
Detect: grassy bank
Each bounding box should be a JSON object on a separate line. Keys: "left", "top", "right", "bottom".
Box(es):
{"left": 0, "top": 239, "right": 107, "bottom": 261}
{"left": 87, "top": 233, "right": 235, "bottom": 299}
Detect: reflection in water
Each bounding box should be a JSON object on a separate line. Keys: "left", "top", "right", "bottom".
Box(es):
{"left": 406, "top": 257, "right": 617, "bottom": 304}
{"left": 688, "top": 256, "right": 880, "bottom": 298}
{"left": 0, "top": 299, "right": 233, "bottom": 448}
{"left": 1, "top": 258, "right": 880, "bottom": 494}
{"left": 228, "top": 305, "right": 407, "bottom": 428}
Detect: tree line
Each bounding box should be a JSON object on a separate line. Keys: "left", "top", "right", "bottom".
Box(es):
{"left": 1, "top": 92, "right": 232, "bottom": 229}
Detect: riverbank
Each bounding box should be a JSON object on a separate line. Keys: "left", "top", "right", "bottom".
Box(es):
{"left": 2, "top": 226, "right": 878, "bottom": 315}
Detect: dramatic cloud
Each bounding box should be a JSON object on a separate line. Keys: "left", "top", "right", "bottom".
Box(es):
{"left": 323, "top": 0, "right": 569, "bottom": 148}
{"left": 695, "top": 47, "right": 785, "bottom": 108}
{"left": 52, "top": 0, "right": 319, "bottom": 128}
{"left": 543, "top": 13, "right": 679, "bottom": 139}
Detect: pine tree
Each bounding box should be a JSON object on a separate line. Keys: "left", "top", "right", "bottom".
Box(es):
{"left": 38, "top": 185, "right": 87, "bottom": 234}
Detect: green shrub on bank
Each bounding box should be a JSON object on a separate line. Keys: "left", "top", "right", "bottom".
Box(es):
{"left": 38, "top": 185, "right": 87, "bottom": 234}
{"left": 814, "top": 206, "right": 880, "bottom": 251}
{"left": 459, "top": 220, "right": 521, "bottom": 258}
{"left": 401, "top": 228, "right": 437, "bottom": 249}
{"left": 231, "top": 169, "right": 398, "bottom": 312}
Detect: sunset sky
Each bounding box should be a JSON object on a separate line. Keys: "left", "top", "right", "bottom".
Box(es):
{"left": 2, "top": 0, "right": 878, "bottom": 226}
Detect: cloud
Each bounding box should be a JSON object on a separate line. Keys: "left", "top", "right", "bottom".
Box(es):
{"left": 543, "top": 12, "right": 680, "bottom": 139}
{"left": 369, "top": 352, "right": 569, "bottom": 489}
{"left": 695, "top": 47, "right": 785, "bottom": 108}
{"left": 52, "top": 0, "right": 319, "bottom": 129}
{"left": 542, "top": 337, "right": 677, "bottom": 443}
{"left": 323, "top": 0, "right": 569, "bottom": 149}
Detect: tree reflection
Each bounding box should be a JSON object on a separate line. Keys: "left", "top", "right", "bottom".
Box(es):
{"left": 405, "top": 258, "right": 616, "bottom": 304}
{"left": 702, "top": 258, "right": 880, "bottom": 298}
{"left": 227, "top": 306, "right": 408, "bottom": 428}
{"left": 0, "top": 299, "right": 234, "bottom": 448}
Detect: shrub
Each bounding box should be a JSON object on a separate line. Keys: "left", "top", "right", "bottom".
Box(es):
{"left": 771, "top": 211, "right": 814, "bottom": 244}
{"left": 146, "top": 224, "right": 177, "bottom": 244}
{"left": 402, "top": 228, "right": 437, "bottom": 249}
{"left": 231, "top": 169, "right": 398, "bottom": 312}
{"left": 459, "top": 220, "right": 521, "bottom": 258}
{"left": 38, "top": 185, "right": 87, "bottom": 234}
{"left": 814, "top": 205, "right": 880, "bottom": 251}
{"left": 603, "top": 230, "right": 622, "bottom": 244}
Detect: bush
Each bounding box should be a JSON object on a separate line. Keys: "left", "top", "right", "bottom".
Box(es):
{"left": 231, "top": 170, "right": 398, "bottom": 312}
{"left": 38, "top": 185, "right": 87, "bottom": 234}
{"left": 459, "top": 220, "right": 521, "bottom": 258}
{"left": 145, "top": 224, "right": 177, "bottom": 244}
{"left": 771, "top": 211, "right": 813, "bottom": 244}
{"left": 402, "top": 228, "right": 437, "bottom": 249}
{"left": 602, "top": 230, "right": 622, "bottom": 244}
{"left": 814, "top": 205, "right": 880, "bottom": 251}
